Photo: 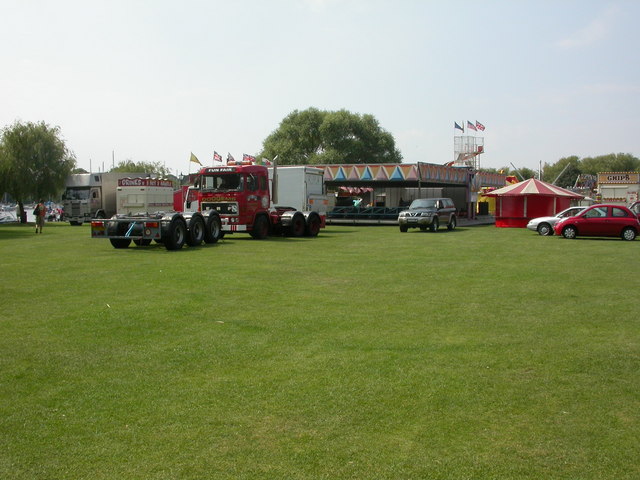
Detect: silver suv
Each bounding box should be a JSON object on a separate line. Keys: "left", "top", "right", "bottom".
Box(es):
{"left": 398, "top": 198, "right": 457, "bottom": 232}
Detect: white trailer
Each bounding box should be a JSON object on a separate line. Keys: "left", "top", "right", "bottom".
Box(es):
{"left": 116, "top": 177, "right": 174, "bottom": 215}
{"left": 268, "top": 165, "right": 329, "bottom": 215}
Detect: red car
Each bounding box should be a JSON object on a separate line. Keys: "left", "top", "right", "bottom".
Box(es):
{"left": 554, "top": 204, "right": 639, "bottom": 241}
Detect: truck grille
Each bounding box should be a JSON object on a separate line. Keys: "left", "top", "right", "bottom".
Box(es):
{"left": 71, "top": 203, "right": 81, "bottom": 216}
{"left": 202, "top": 202, "right": 237, "bottom": 215}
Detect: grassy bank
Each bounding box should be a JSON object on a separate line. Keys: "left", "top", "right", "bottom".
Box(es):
{"left": 0, "top": 222, "right": 638, "bottom": 479}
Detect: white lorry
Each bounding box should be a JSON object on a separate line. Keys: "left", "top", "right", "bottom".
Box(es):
{"left": 62, "top": 172, "right": 146, "bottom": 225}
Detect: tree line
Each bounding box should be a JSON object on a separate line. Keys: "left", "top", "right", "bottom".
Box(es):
{"left": 482, "top": 153, "right": 640, "bottom": 188}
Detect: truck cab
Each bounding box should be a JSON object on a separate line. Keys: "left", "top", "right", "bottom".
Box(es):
{"left": 62, "top": 174, "right": 100, "bottom": 225}
{"left": 196, "top": 165, "right": 271, "bottom": 237}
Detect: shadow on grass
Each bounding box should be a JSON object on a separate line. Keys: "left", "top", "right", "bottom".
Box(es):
{"left": 400, "top": 227, "right": 471, "bottom": 234}
{"left": 0, "top": 223, "right": 38, "bottom": 241}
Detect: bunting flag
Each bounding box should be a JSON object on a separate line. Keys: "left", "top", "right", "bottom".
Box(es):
{"left": 213, "top": 151, "right": 222, "bottom": 163}
{"left": 475, "top": 121, "right": 485, "bottom": 131}
{"left": 243, "top": 153, "right": 256, "bottom": 163}
{"left": 454, "top": 121, "right": 464, "bottom": 132}
{"left": 190, "top": 152, "right": 202, "bottom": 165}
{"left": 467, "top": 121, "right": 477, "bottom": 132}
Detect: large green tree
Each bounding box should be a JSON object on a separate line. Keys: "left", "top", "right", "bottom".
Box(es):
{"left": 259, "top": 108, "right": 402, "bottom": 165}
{"left": 0, "top": 121, "right": 75, "bottom": 221}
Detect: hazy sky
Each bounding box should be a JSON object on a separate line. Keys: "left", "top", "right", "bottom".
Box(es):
{"left": 1, "top": 0, "right": 638, "bottom": 175}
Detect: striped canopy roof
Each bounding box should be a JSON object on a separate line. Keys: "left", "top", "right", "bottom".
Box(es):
{"left": 484, "top": 178, "right": 583, "bottom": 198}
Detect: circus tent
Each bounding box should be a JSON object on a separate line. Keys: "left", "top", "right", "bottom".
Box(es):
{"left": 484, "top": 178, "right": 583, "bottom": 227}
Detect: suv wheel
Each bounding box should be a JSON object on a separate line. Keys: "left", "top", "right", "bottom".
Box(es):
{"left": 430, "top": 218, "right": 439, "bottom": 232}
{"left": 447, "top": 216, "right": 456, "bottom": 231}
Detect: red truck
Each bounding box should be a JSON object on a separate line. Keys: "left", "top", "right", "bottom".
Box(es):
{"left": 190, "top": 162, "right": 328, "bottom": 239}
{"left": 91, "top": 162, "right": 329, "bottom": 249}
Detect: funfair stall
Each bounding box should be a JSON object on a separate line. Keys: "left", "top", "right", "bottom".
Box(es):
{"left": 485, "top": 178, "right": 583, "bottom": 228}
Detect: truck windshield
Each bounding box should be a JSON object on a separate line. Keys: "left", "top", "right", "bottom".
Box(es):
{"left": 201, "top": 174, "right": 243, "bottom": 191}
{"left": 63, "top": 187, "right": 90, "bottom": 200}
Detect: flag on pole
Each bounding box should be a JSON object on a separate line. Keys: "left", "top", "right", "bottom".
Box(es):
{"left": 475, "top": 121, "right": 485, "bottom": 131}
{"left": 243, "top": 153, "right": 256, "bottom": 163}
{"left": 262, "top": 158, "right": 272, "bottom": 166}
{"left": 190, "top": 152, "right": 202, "bottom": 165}
{"left": 227, "top": 153, "right": 235, "bottom": 164}
{"left": 213, "top": 151, "right": 222, "bottom": 163}
{"left": 467, "top": 121, "right": 477, "bottom": 132}
{"left": 454, "top": 121, "right": 464, "bottom": 132}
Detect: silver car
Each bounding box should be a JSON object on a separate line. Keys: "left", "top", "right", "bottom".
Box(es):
{"left": 526, "top": 206, "right": 586, "bottom": 236}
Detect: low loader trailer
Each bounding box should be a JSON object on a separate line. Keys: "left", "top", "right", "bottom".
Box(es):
{"left": 91, "top": 177, "right": 222, "bottom": 250}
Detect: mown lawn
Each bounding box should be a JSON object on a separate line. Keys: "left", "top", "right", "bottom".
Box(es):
{"left": 0, "top": 222, "right": 638, "bottom": 479}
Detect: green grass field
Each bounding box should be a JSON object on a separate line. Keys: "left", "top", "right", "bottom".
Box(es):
{"left": 0, "top": 222, "right": 638, "bottom": 479}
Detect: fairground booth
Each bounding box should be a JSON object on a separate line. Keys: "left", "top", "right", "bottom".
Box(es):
{"left": 485, "top": 178, "right": 584, "bottom": 228}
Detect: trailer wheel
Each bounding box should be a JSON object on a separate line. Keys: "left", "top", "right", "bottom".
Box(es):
{"left": 110, "top": 238, "right": 131, "bottom": 248}
{"left": 186, "top": 215, "right": 205, "bottom": 246}
{"left": 164, "top": 218, "right": 187, "bottom": 250}
{"left": 287, "top": 212, "right": 305, "bottom": 237}
{"left": 250, "top": 215, "right": 269, "bottom": 239}
{"left": 305, "top": 213, "right": 321, "bottom": 237}
{"left": 204, "top": 214, "right": 222, "bottom": 244}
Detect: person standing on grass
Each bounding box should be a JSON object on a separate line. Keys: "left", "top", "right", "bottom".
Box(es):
{"left": 35, "top": 200, "right": 46, "bottom": 234}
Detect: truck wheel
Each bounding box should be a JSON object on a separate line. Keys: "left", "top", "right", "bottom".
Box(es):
{"left": 165, "top": 218, "right": 187, "bottom": 250}
{"left": 250, "top": 215, "right": 269, "bottom": 239}
{"left": 110, "top": 238, "right": 131, "bottom": 249}
{"left": 204, "top": 214, "right": 222, "bottom": 244}
{"left": 186, "top": 215, "right": 205, "bottom": 246}
{"left": 305, "top": 214, "right": 321, "bottom": 237}
{"left": 288, "top": 212, "right": 305, "bottom": 237}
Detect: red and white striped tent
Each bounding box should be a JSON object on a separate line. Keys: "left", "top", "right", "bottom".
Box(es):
{"left": 485, "top": 178, "right": 583, "bottom": 228}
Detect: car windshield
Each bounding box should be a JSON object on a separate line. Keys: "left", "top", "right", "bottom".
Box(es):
{"left": 409, "top": 199, "right": 437, "bottom": 209}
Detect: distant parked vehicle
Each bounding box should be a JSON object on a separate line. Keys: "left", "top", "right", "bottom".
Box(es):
{"left": 526, "top": 206, "right": 586, "bottom": 236}
{"left": 397, "top": 198, "right": 457, "bottom": 232}
{"left": 553, "top": 204, "right": 639, "bottom": 241}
